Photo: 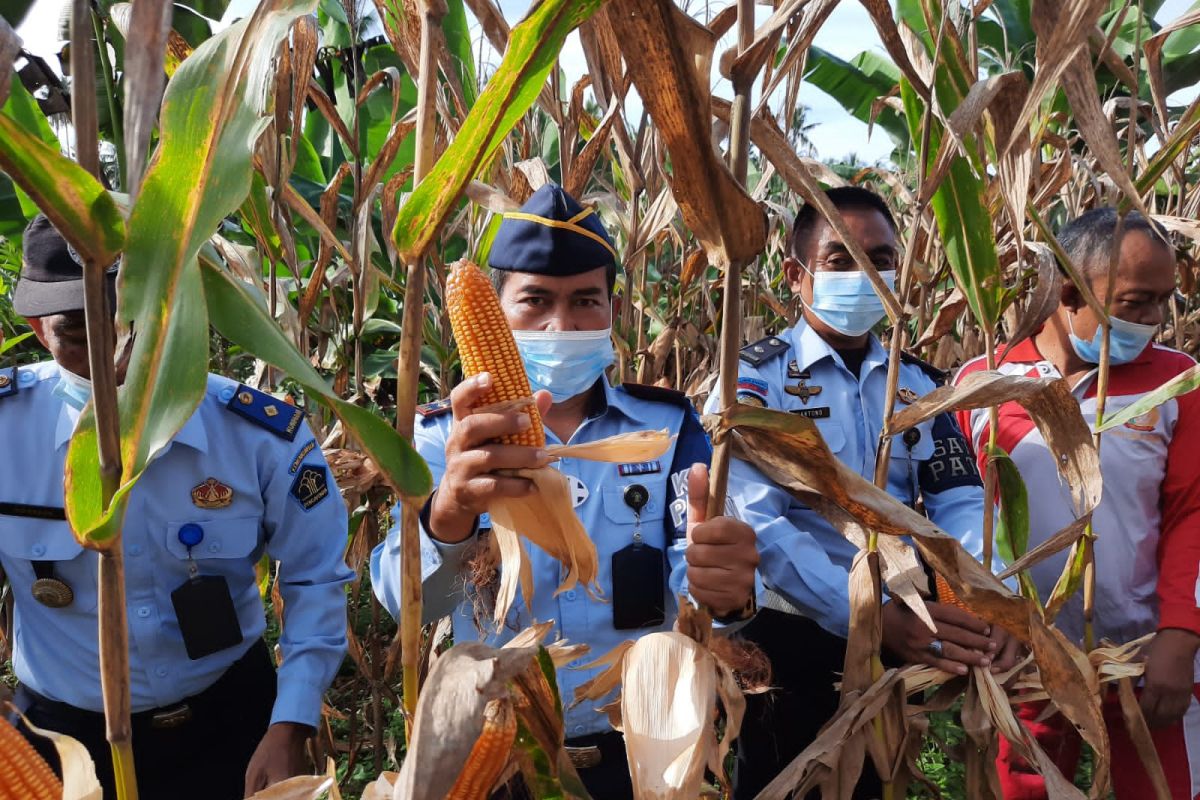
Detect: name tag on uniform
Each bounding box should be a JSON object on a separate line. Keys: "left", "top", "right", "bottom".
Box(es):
{"left": 790, "top": 407, "right": 830, "bottom": 419}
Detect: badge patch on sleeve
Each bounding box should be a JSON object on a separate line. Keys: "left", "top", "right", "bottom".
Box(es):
{"left": 737, "top": 377, "right": 768, "bottom": 397}
{"left": 919, "top": 415, "right": 983, "bottom": 494}
{"left": 291, "top": 465, "right": 330, "bottom": 511}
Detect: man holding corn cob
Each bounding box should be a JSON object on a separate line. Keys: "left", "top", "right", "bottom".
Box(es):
{"left": 708, "top": 186, "right": 1016, "bottom": 798}
{"left": 955, "top": 209, "right": 1200, "bottom": 799}
{"left": 371, "top": 184, "right": 760, "bottom": 797}
{"left": 2, "top": 216, "right": 353, "bottom": 799}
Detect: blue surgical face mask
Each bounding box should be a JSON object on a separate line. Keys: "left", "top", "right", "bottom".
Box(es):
{"left": 1068, "top": 313, "right": 1156, "bottom": 366}
{"left": 512, "top": 328, "right": 616, "bottom": 402}
{"left": 53, "top": 365, "right": 93, "bottom": 411}
{"left": 801, "top": 266, "right": 896, "bottom": 337}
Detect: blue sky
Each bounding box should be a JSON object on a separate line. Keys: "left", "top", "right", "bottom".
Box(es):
{"left": 14, "top": 0, "right": 1199, "bottom": 163}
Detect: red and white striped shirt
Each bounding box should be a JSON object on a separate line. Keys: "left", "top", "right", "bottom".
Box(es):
{"left": 955, "top": 339, "right": 1200, "bottom": 651}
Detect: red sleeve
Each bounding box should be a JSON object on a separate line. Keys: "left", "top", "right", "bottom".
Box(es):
{"left": 1157, "top": 385, "right": 1200, "bottom": 635}
{"left": 951, "top": 360, "right": 984, "bottom": 464}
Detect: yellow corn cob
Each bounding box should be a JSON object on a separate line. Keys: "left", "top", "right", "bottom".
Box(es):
{"left": 446, "top": 259, "right": 545, "bottom": 448}
{"left": 446, "top": 697, "right": 517, "bottom": 800}
{"left": 935, "top": 572, "right": 969, "bottom": 611}
{"left": 0, "top": 717, "right": 64, "bottom": 800}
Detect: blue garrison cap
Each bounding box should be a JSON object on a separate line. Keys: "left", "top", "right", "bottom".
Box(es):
{"left": 489, "top": 183, "right": 619, "bottom": 276}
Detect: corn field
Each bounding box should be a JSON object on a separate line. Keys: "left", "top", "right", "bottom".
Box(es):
{"left": 1, "top": 0, "right": 1199, "bottom": 797}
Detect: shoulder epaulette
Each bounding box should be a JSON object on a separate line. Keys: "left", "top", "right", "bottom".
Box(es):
{"left": 0, "top": 367, "right": 17, "bottom": 400}
{"left": 620, "top": 382, "right": 693, "bottom": 411}
{"left": 416, "top": 398, "right": 452, "bottom": 420}
{"left": 900, "top": 351, "right": 948, "bottom": 386}
{"left": 225, "top": 384, "right": 304, "bottom": 440}
{"left": 739, "top": 335, "right": 789, "bottom": 367}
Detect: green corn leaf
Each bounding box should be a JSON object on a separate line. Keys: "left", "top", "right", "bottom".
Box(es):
{"left": 199, "top": 252, "right": 432, "bottom": 497}
{"left": 900, "top": 75, "right": 1004, "bottom": 330}
{"left": 1044, "top": 532, "right": 1089, "bottom": 622}
{"left": 0, "top": 114, "right": 125, "bottom": 270}
{"left": 391, "top": 0, "right": 605, "bottom": 264}
{"left": 65, "top": 0, "right": 319, "bottom": 545}
{"left": 987, "top": 443, "right": 1040, "bottom": 605}
{"left": 1096, "top": 363, "right": 1200, "bottom": 432}
{"left": 1, "top": 75, "right": 65, "bottom": 223}
{"left": 0, "top": 330, "right": 35, "bottom": 354}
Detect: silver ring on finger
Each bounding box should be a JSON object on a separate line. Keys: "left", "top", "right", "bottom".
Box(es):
{"left": 927, "top": 638, "right": 944, "bottom": 658}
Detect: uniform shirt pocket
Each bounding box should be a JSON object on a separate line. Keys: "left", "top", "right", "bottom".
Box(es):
{"left": 0, "top": 516, "right": 86, "bottom": 562}
{"left": 164, "top": 516, "right": 262, "bottom": 561}
{"left": 814, "top": 419, "right": 846, "bottom": 454}
{"left": 0, "top": 516, "right": 97, "bottom": 611}
{"left": 601, "top": 481, "right": 669, "bottom": 548}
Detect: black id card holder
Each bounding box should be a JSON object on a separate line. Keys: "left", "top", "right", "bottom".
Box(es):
{"left": 611, "top": 483, "right": 666, "bottom": 630}
{"left": 612, "top": 543, "right": 666, "bottom": 629}
{"left": 171, "top": 574, "right": 244, "bottom": 660}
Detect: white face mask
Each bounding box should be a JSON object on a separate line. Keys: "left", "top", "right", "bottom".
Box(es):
{"left": 511, "top": 328, "right": 616, "bottom": 402}
{"left": 53, "top": 365, "right": 92, "bottom": 411}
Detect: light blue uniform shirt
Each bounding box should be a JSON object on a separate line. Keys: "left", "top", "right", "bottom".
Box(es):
{"left": 0, "top": 361, "right": 352, "bottom": 727}
{"left": 371, "top": 380, "right": 718, "bottom": 739}
{"left": 704, "top": 320, "right": 987, "bottom": 638}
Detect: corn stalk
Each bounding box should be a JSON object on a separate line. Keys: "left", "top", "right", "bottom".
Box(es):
{"left": 68, "top": 0, "right": 136, "bottom": 792}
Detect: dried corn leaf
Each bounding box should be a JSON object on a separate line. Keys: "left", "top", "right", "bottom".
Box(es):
{"left": 1116, "top": 677, "right": 1171, "bottom": 800}
{"left": 885, "top": 371, "right": 1100, "bottom": 517}
{"left": 490, "top": 466, "right": 601, "bottom": 625}
{"left": 1145, "top": 9, "right": 1200, "bottom": 129}
{"left": 547, "top": 429, "right": 672, "bottom": 462}
{"left": 715, "top": 404, "right": 1110, "bottom": 791}
{"left": 608, "top": 0, "right": 766, "bottom": 269}
{"left": 975, "top": 668, "right": 1087, "bottom": 799}
{"left": 1004, "top": 243, "right": 1062, "bottom": 356}
{"left": 756, "top": 668, "right": 909, "bottom": 800}
{"left": 914, "top": 287, "right": 967, "bottom": 348}
{"left": 960, "top": 673, "right": 1003, "bottom": 800}
{"left": 620, "top": 632, "right": 717, "bottom": 799}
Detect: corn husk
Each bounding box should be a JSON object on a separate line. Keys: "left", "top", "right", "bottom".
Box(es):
{"left": 394, "top": 626, "right": 588, "bottom": 800}
{"left": 10, "top": 709, "right": 101, "bottom": 800}
{"left": 574, "top": 604, "right": 744, "bottom": 798}
{"left": 620, "top": 632, "right": 717, "bottom": 799}
{"left": 490, "top": 466, "right": 601, "bottom": 626}
{"left": 547, "top": 429, "right": 672, "bottom": 462}
{"left": 246, "top": 776, "right": 334, "bottom": 799}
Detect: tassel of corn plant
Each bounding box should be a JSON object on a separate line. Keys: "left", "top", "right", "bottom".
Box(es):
{"left": 445, "top": 259, "right": 545, "bottom": 448}
{"left": 445, "top": 698, "right": 517, "bottom": 800}
{"left": 0, "top": 719, "right": 64, "bottom": 800}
